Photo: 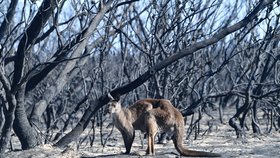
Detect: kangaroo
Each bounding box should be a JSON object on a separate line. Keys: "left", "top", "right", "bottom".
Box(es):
{"left": 108, "top": 94, "right": 220, "bottom": 157}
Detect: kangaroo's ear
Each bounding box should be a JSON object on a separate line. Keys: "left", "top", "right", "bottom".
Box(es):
{"left": 108, "top": 93, "right": 115, "bottom": 101}
{"left": 108, "top": 93, "right": 120, "bottom": 102}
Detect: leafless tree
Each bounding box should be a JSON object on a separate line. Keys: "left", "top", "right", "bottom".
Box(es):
{"left": 0, "top": 0, "right": 279, "bottom": 155}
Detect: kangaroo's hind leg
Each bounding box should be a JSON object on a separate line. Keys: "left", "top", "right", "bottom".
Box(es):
{"left": 145, "top": 112, "right": 158, "bottom": 155}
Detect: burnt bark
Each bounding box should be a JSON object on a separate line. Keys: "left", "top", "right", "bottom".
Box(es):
{"left": 29, "top": 0, "right": 114, "bottom": 128}
{"left": 0, "top": 71, "right": 17, "bottom": 154}
{"left": 12, "top": 0, "right": 58, "bottom": 89}
{"left": 13, "top": 85, "right": 38, "bottom": 149}
{"left": 8, "top": 0, "right": 62, "bottom": 150}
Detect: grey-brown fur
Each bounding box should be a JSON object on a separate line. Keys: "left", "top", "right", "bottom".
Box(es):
{"left": 108, "top": 96, "right": 220, "bottom": 157}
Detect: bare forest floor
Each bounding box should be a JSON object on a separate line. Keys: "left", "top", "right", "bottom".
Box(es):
{"left": 4, "top": 109, "right": 280, "bottom": 158}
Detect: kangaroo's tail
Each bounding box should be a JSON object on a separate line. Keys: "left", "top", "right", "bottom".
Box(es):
{"left": 173, "top": 120, "right": 221, "bottom": 157}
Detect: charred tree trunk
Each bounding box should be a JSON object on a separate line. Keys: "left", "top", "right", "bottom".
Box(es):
{"left": 229, "top": 89, "right": 251, "bottom": 138}
{"left": 0, "top": 93, "right": 16, "bottom": 154}
{"left": 0, "top": 71, "right": 17, "bottom": 154}
{"left": 251, "top": 102, "right": 261, "bottom": 134}
{"left": 13, "top": 86, "right": 38, "bottom": 150}
{"left": 10, "top": 0, "right": 62, "bottom": 150}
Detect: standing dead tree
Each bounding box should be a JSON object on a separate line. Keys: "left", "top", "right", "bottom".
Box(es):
{"left": 0, "top": 0, "right": 138, "bottom": 153}
{"left": 1, "top": 0, "right": 64, "bottom": 152}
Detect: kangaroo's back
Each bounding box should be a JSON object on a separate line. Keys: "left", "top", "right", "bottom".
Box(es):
{"left": 128, "top": 99, "right": 163, "bottom": 131}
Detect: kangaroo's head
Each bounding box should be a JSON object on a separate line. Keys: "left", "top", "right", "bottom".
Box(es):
{"left": 108, "top": 93, "right": 121, "bottom": 114}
